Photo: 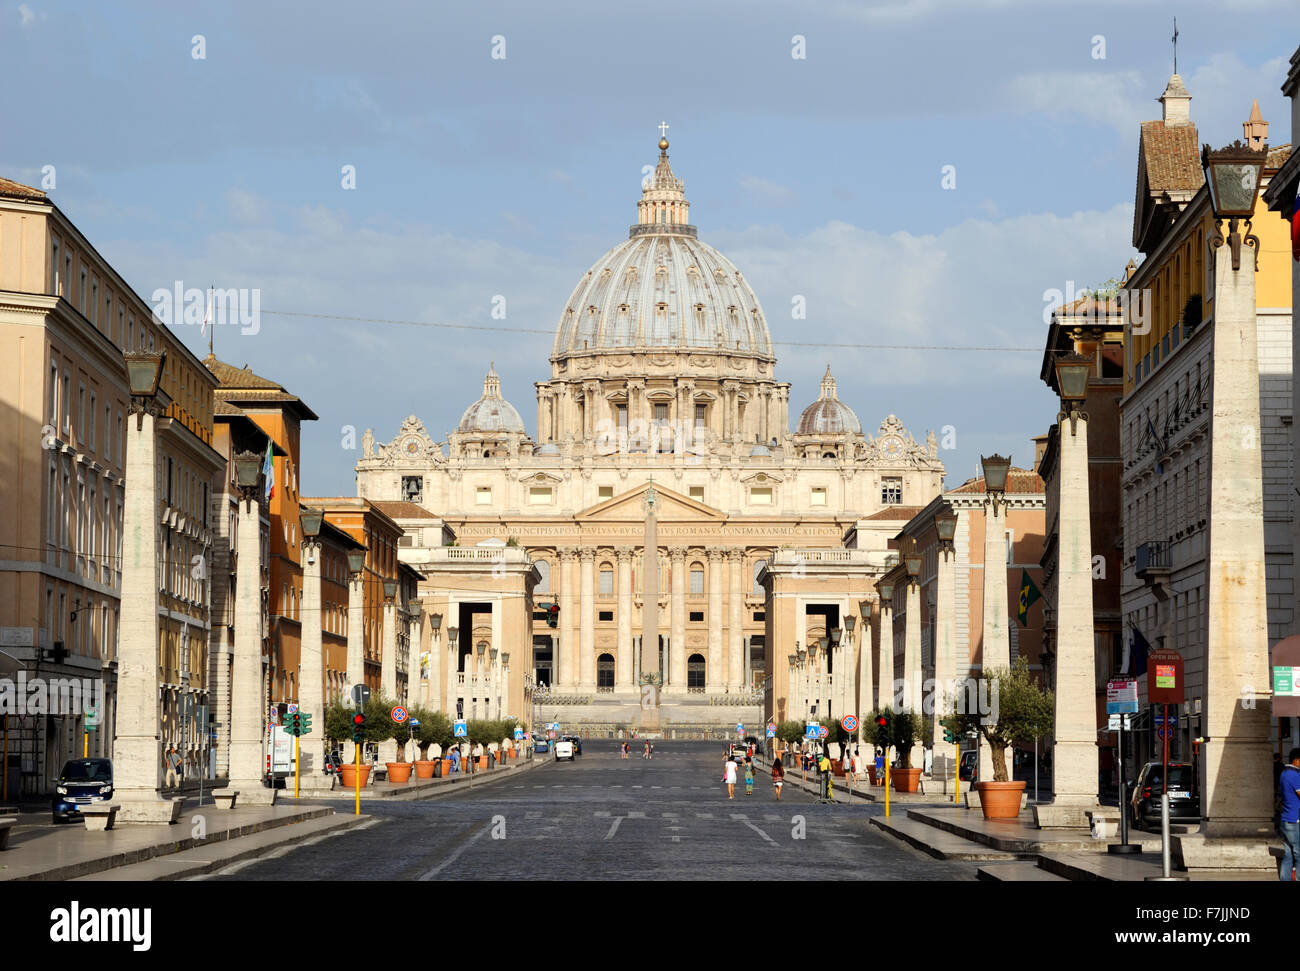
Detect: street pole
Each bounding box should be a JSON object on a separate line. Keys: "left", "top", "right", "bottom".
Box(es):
{"left": 1110, "top": 714, "right": 1140, "bottom": 854}
{"left": 954, "top": 738, "right": 960, "bottom": 805}
{"left": 885, "top": 748, "right": 892, "bottom": 818}
{"left": 354, "top": 742, "right": 361, "bottom": 816}
{"left": 294, "top": 733, "right": 300, "bottom": 800}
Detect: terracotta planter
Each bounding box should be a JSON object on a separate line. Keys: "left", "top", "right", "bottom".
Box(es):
{"left": 892, "top": 768, "right": 922, "bottom": 793}
{"left": 476, "top": 756, "right": 489, "bottom": 770}
{"left": 338, "top": 763, "right": 372, "bottom": 789}
{"left": 386, "top": 762, "right": 413, "bottom": 783}
{"left": 440, "top": 759, "right": 452, "bottom": 776}
{"left": 414, "top": 760, "right": 436, "bottom": 779}
{"left": 867, "top": 767, "right": 878, "bottom": 785}
{"left": 975, "top": 780, "right": 1026, "bottom": 819}
{"left": 833, "top": 761, "right": 847, "bottom": 777}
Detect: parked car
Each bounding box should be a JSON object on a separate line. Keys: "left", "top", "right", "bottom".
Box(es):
{"left": 52, "top": 758, "right": 114, "bottom": 823}
{"left": 1129, "top": 761, "right": 1200, "bottom": 830}
{"left": 534, "top": 739, "right": 550, "bottom": 754}
{"left": 553, "top": 739, "right": 575, "bottom": 762}
{"left": 562, "top": 735, "right": 583, "bottom": 756}
{"left": 959, "top": 749, "right": 978, "bottom": 783}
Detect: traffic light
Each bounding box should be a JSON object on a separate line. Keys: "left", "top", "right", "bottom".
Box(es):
{"left": 284, "top": 712, "right": 299, "bottom": 737}
{"left": 546, "top": 603, "right": 559, "bottom": 628}
{"left": 351, "top": 712, "right": 366, "bottom": 743}
{"left": 942, "top": 726, "right": 957, "bottom": 744}
{"left": 299, "top": 712, "right": 313, "bottom": 736}
{"left": 875, "top": 713, "right": 890, "bottom": 731}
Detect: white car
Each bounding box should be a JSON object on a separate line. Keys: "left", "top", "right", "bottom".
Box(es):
{"left": 553, "top": 739, "right": 575, "bottom": 761}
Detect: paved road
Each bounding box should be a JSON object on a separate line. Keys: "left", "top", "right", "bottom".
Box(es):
{"left": 209, "top": 740, "right": 978, "bottom": 880}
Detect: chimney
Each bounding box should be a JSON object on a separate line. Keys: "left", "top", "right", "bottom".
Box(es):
{"left": 1158, "top": 75, "right": 1192, "bottom": 126}
{"left": 1243, "top": 99, "right": 1268, "bottom": 149}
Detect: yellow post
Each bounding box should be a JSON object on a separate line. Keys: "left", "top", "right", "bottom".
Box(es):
{"left": 954, "top": 740, "right": 960, "bottom": 805}
{"left": 83, "top": 730, "right": 88, "bottom": 758}
{"left": 885, "top": 749, "right": 891, "bottom": 818}
{"left": 294, "top": 734, "right": 300, "bottom": 799}
{"left": 354, "top": 741, "right": 361, "bottom": 816}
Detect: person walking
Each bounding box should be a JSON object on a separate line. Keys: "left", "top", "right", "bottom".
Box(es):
{"left": 844, "top": 748, "right": 858, "bottom": 792}
{"left": 771, "top": 757, "right": 785, "bottom": 800}
{"left": 648, "top": 743, "right": 654, "bottom": 760}
{"left": 1279, "top": 747, "right": 1300, "bottom": 882}
{"left": 724, "top": 755, "right": 737, "bottom": 799}
{"left": 164, "top": 746, "right": 182, "bottom": 789}
{"left": 643, "top": 741, "right": 651, "bottom": 760}
{"left": 874, "top": 750, "right": 886, "bottom": 787}
{"left": 744, "top": 758, "right": 755, "bottom": 795}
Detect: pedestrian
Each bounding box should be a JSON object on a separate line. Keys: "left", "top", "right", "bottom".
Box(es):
{"left": 771, "top": 757, "right": 785, "bottom": 800}
{"left": 643, "top": 741, "right": 651, "bottom": 760}
{"left": 164, "top": 745, "right": 182, "bottom": 789}
{"left": 724, "top": 755, "right": 737, "bottom": 799}
{"left": 744, "top": 758, "right": 754, "bottom": 795}
{"left": 648, "top": 743, "right": 654, "bottom": 760}
{"left": 1279, "top": 747, "right": 1300, "bottom": 882}
{"left": 874, "top": 750, "right": 885, "bottom": 787}
{"left": 449, "top": 747, "right": 459, "bottom": 773}
{"left": 844, "top": 748, "right": 857, "bottom": 791}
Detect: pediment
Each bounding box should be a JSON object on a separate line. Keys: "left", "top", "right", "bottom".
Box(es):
{"left": 576, "top": 484, "right": 726, "bottom": 523}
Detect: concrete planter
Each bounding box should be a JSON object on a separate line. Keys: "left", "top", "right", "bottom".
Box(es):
{"left": 892, "top": 768, "right": 923, "bottom": 793}
{"left": 386, "top": 762, "right": 413, "bottom": 783}
{"left": 414, "top": 760, "right": 437, "bottom": 779}
{"left": 338, "top": 763, "right": 372, "bottom": 789}
{"left": 975, "top": 780, "right": 1026, "bottom": 819}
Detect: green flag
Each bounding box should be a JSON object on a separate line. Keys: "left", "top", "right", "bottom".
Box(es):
{"left": 1017, "top": 569, "right": 1042, "bottom": 627}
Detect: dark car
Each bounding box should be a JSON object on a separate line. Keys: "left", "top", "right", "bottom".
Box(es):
{"left": 52, "top": 758, "right": 114, "bottom": 823}
{"left": 959, "top": 749, "right": 978, "bottom": 783}
{"left": 534, "top": 738, "right": 550, "bottom": 754}
{"left": 1129, "top": 761, "right": 1200, "bottom": 830}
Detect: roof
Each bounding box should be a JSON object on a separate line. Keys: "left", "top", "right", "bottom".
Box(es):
{"left": 1138, "top": 121, "right": 1203, "bottom": 195}
{"left": 369, "top": 500, "right": 438, "bottom": 520}
{"left": 950, "top": 468, "right": 1045, "bottom": 495}
{"left": 1267, "top": 144, "right": 1292, "bottom": 170}
{"left": 862, "top": 506, "right": 925, "bottom": 521}
{"left": 205, "top": 354, "right": 320, "bottom": 421}
{"left": 0, "top": 176, "right": 47, "bottom": 201}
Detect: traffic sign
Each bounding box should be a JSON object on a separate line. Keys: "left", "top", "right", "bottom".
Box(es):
{"left": 84, "top": 707, "right": 99, "bottom": 730}
{"left": 287, "top": 703, "right": 299, "bottom": 715}
{"left": 1153, "top": 710, "right": 1179, "bottom": 726}
{"left": 549, "top": 721, "right": 560, "bottom": 731}
{"left": 1107, "top": 713, "right": 1132, "bottom": 731}
{"left": 766, "top": 725, "right": 776, "bottom": 738}
{"left": 350, "top": 683, "right": 371, "bottom": 707}
{"left": 841, "top": 714, "right": 858, "bottom": 733}
{"left": 1106, "top": 679, "right": 1139, "bottom": 715}
{"left": 547, "top": 730, "right": 556, "bottom": 740}
{"left": 454, "top": 720, "right": 468, "bottom": 737}
{"left": 514, "top": 728, "right": 523, "bottom": 740}
{"left": 805, "top": 722, "right": 819, "bottom": 739}
{"left": 818, "top": 726, "right": 828, "bottom": 738}
{"left": 391, "top": 706, "right": 408, "bottom": 723}
{"left": 1158, "top": 726, "right": 1173, "bottom": 741}
{"left": 736, "top": 723, "right": 744, "bottom": 735}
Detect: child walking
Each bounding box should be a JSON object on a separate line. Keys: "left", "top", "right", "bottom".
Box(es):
{"left": 744, "top": 758, "right": 755, "bottom": 795}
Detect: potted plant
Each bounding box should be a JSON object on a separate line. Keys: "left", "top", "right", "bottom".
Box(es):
{"left": 413, "top": 709, "right": 452, "bottom": 778}
{"left": 944, "top": 658, "right": 1054, "bottom": 819}
{"left": 776, "top": 720, "right": 805, "bottom": 765}
{"left": 870, "top": 706, "right": 925, "bottom": 792}
{"left": 327, "top": 696, "right": 392, "bottom": 789}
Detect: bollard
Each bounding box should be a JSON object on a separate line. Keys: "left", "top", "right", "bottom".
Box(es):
{"left": 1144, "top": 791, "right": 1188, "bottom": 881}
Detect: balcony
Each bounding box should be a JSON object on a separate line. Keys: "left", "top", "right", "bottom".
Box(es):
{"left": 1135, "top": 541, "right": 1170, "bottom": 582}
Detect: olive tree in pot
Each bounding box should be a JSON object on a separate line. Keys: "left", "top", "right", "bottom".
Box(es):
{"left": 943, "top": 658, "right": 1053, "bottom": 818}
{"left": 871, "top": 706, "right": 926, "bottom": 792}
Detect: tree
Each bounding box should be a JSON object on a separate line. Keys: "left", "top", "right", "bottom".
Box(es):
{"left": 942, "top": 658, "right": 1053, "bottom": 782}
{"left": 776, "top": 720, "right": 806, "bottom": 746}
{"left": 410, "top": 709, "right": 453, "bottom": 758}
{"left": 869, "top": 707, "right": 925, "bottom": 768}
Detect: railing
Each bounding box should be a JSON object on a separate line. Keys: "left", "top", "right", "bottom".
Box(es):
{"left": 1135, "top": 541, "right": 1169, "bottom": 576}
{"left": 596, "top": 685, "right": 615, "bottom": 693}
{"left": 531, "top": 692, "right": 591, "bottom": 705}
{"left": 434, "top": 547, "right": 533, "bottom": 563}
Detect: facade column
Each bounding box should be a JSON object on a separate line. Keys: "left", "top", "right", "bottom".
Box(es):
{"left": 1049, "top": 409, "right": 1101, "bottom": 811}
{"left": 427, "top": 619, "right": 441, "bottom": 714}
{"left": 903, "top": 578, "right": 923, "bottom": 715}
{"left": 727, "top": 549, "right": 744, "bottom": 691}
{"left": 579, "top": 549, "right": 596, "bottom": 690}
{"left": 616, "top": 549, "right": 634, "bottom": 689}
{"left": 1196, "top": 217, "right": 1273, "bottom": 844}
{"left": 557, "top": 548, "right": 577, "bottom": 688}
{"left": 932, "top": 546, "right": 958, "bottom": 765}
{"left": 299, "top": 535, "right": 325, "bottom": 784}
{"left": 111, "top": 396, "right": 178, "bottom": 820}
{"left": 980, "top": 499, "right": 1011, "bottom": 785}
{"left": 407, "top": 600, "right": 422, "bottom": 709}
{"left": 379, "top": 591, "right": 398, "bottom": 762}
{"left": 220, "top": 482, "right": 274, "bottom": 807}
{"left": 707, "top": 549, "right": 724, "bottom": 689}
{"left": 669, "top": 547, "right": 687, "bottom": 688}
{"left": 857, "top": 607, "right": 873, "bottom": 743}
{"left": 346, "top": 569, "right": 364, "bottom": 691}
{"left": 877, "top": 598, "right": 895, "bottom": 713}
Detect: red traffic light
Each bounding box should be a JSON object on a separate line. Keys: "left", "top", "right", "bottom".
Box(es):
{"left": 548, "top": 604, "right": 559, "bottom": 615}
{"left": 352, "top": 713, "right": 365, "bottom": 726}
{"left": 875, "top": 715, "right": 888, "bottom": 728}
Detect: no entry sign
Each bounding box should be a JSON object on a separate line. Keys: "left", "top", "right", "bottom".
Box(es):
{"left": 391, "top": 706, "right": 408, "bottom": 723}
{"left": 840, "top": 714, "right": 858, "bottom": 733}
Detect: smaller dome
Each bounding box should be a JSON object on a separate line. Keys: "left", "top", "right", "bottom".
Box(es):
{"left": 796, "top": 365, "right": 861, "bottom": 436}
{"left": 458, "top": 364, "right": 526, "bottom": 434}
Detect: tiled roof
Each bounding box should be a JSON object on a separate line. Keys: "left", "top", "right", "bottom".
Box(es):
{"left": 1138, "top": 121, "right": 1202, "bottom": 194}
{"left": 0, "top": 176, "right": 46, "bottom": 200}
{"left": 863, "top": 506, "right": 924, "bottom": 521}
{"left": 204, "top": 354, "right": 284, "bottom": 390}
{"left": 212, "top": 399, "right": 245, "bottom": 417}
{"left": 1267, "top": 144, "right": 1292, "bottom": 171}
{"left": 370, "top": 501, "right": 438, "bottom": 520}
{"left": 206, "top": 354, "right": 319, "bottom": 421}
{"left": 1054, "top": 293, "right": 1125, "bottom": 318}
{"left": 950, "top": 468, "right": 1045, "bottom": 495}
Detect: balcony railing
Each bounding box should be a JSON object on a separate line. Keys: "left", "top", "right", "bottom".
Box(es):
{"left": 1135, "top": 541, "right": 1170, "bottom": 578}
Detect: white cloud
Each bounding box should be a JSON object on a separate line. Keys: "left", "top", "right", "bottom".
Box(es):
{"left": 1004, "top": 70, "right": 1147, "bottom": 138}
{"left": 18, "top": 4, "right": 35, "bottom": 27}
{"left": 739, "top": 174, "right": 796, "bottom": 206}
{"left": 226, "top": 187, "right": 267, "bottom": 225}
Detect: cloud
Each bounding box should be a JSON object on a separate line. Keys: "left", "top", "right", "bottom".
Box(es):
{"left": 17, "top": 4, "right": 36, "bottom": 27}
{"left": 739, "top": 175, "right": 796, "bottom": 206}
{"left": 226, "top": 188, "right": 268, "bottom": 226}
{"left": 1004, "top": 70, "right": 1147, "bottom": 139}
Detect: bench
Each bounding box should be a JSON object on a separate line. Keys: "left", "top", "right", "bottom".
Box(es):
{"left": 212, "top": 789, "right": 239, "bottom": 810}
{"left": 81, "top": 804, "right": 118, "bottom": 832}
{"left": 0, "top": 816, "right": 15, "bottom": 850}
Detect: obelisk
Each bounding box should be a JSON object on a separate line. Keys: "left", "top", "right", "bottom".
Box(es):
{"left": 640, "top": 481, "right": 661, "bottom": 730}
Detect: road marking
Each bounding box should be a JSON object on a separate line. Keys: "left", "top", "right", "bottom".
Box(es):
{"left": 627, "top": 811, "right": 646, "bottom": 818}
{"left": 696, "top": 813, "right": 714, "bottom": 819}
{"left": 594, "top": 811, "right": 610, "bottom": 818}
{"left": 611, "top": 784, "right": 623, "bottom": 788}
{"left": 729, "top": 813, "right": 749, "bottom": 820}
{"left": 651, "top": 785, "right": 662, "bottom": 789}
{"left": 632, "top": 785, "right": 643, "bottom": 789}
{"left": 738, "top": 818, "right": 777, "bottom": 845}
{"left": 661, "top": 813, "right": 678, "bottom": 819}
{"left": 418, "top": 821, "right": 491, "bottom": 881}
{"left": 604, "top": 817, "right": 623, "bottom": 840}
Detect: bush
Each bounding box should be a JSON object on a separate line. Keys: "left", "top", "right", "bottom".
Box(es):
{"left": 410, "top": 709, "right": 454, "bottom": 757}
{"left": 776, "top": 720, "right": 806, "bottom": 746}
{"left": 942, "top": 658, "right": 1053, "bottom": 782}
{"left": 868, "top": 707, "right": 926, "bottom": 768}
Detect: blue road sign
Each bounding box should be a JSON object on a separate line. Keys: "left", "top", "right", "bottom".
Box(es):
{"left": 1153, "top": 711, "right": 1179, "bottom": 726}
{"left": 514, "top": 728, "right": 523, "bottom": 740}
{"left": 736, "top": 723, "right": 744, "bottom": 734}
{"left": 454, "top": 720, "right": 468, "bottom": 737}
{"left": 766, "top": 724, "right": 776, "bottom": 738}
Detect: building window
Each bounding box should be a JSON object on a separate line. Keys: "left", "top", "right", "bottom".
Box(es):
{"left": 61, "top": 373, "right": 70, "bottom": 434}
{"left": 689, "top": 610, "right": 704, "bottom": 623}
{"left": 476, "top": 487, "right": 492, "bottom": 505}
{"left": 534, "top": 559, "right": 551, "bottom": 594}
{"left": 695, "top": 403, "right": 707, "bottom": 427}
{"left": 753, "top": 611, "right": 766, "bottom": 622}
{"left": 810, "top": 487, "right": 827, "bottom": 506}
{"left": 616, "top": 404, "right": 627, "bottom": 429}
{"left": 752, "top": 560, "right": 766, "bottom": 596}
{"left": 749, "top": 487, "right": 772, "bottom": 505}
{"left": 49, "top": 363, "right": 59, "bottom": 425}
{"left": 689, "top": 567, "right": 704, "bottom": 594}
{"left": 401, "top": 475, "right": 423, "bottom": 503}
{"left": 597, "top": 653, "right": 615, "bottom": 689}
{"left": 598, "top": 610, "right": 614, "bottom": 622}
{"left": 654, "top": 403, "right": 668, "bottom": 421}
{"left": 79, "top": 268, "right": 86, "bottom": 314}
{"left": 598, "top": 485, "right": 613, "bottom": 500}
{"left": 88, "top": 392, "right": 96, "bottom": 450}
{"left": 689, "top": 486, "right": 704, "bottom": 501}
{"left": 881, "top": 477, "right": 902, "bottom": 504}
{"left": 687, "top": 654, "right": 706, "bottom": 690}
{"left": 528, "top": 486, "right": 552, "bottom": 505}
{"left": 51, "top": 238, "right": 60, "bottom": 294}
{"left": 599, "top": 569, "right": 614, "bottom": 595}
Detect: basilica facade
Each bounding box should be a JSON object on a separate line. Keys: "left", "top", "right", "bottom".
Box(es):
{"left": 356, "top": 137, "right": 944, "bottom": 731}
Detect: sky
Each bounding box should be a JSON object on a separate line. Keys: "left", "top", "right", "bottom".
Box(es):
{"left": 3, "top": 0, "right": 1297, "bottom": 496}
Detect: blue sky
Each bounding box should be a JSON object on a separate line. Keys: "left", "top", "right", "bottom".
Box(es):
{"left": 4, "top": 0, "right": 1296, "bottom": 495}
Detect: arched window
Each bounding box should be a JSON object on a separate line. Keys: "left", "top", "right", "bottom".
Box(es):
{"left": 752, "top": 559, "right": 767, "bottom": 596}
{"left": 689, "top": 565, "right": 705, "bottom": 595}
{"left": 687, "top": 654, "right": 706, "bottom": 691}
{"left": 534, "top": 559, "right": 551, "bottom": 594}
{"left": 597, "top": 653, "right": 615, "bottom": 690}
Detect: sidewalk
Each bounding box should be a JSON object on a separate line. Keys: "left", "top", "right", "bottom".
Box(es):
{"left": 297, "top": 753, "right": 545, "bottom": 800}
{"left": 0, "top": 802, "right": 346, "bottom": 882}
{"left": 757, "top": 756, "right": 956, "bottom": 808}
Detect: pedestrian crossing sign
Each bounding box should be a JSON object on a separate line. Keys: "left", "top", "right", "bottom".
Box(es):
{"left": 766, "top": 724, "right": 776, "bottom": 738}
{"left": 454, "top": 720, "right": 468, "bottom": 737}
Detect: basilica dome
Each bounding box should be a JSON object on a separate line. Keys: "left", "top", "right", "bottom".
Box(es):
{"left": 552, "top": 139, "right": 773, "bottom": 362}
{"left": 796, "top": 366, "right": 861, "bottom": 436}
{"left": 457, "top": 364, "right": 526, "bottom": 434}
